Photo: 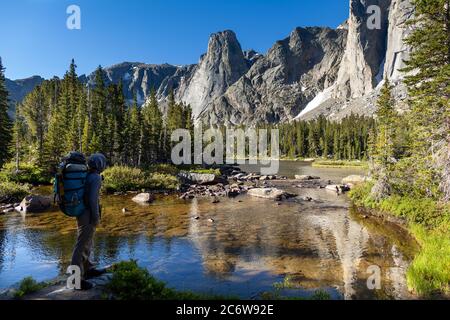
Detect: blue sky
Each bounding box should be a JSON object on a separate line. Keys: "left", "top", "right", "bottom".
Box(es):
{"left": 0, "top": 0, "right": 349, "bottom": 79}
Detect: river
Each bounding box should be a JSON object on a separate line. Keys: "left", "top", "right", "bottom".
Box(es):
{"left": 0, "top": 161, "right": 418, "bottom": 299}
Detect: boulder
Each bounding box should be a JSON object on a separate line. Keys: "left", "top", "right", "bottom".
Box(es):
{"left": 342, "top": 175, "right": 368, "bottom": 185}
{"left": 15, "top": 195, "right": 52, "bottom": 213}
{"left": 248, "top": 188, "right": 296, "bottom": 201}
{"left": 132, "top": 193, "right": 154, "bottom": 203}
{"left": 295, "top": 175, "right": 321, "bottom": 181}
{"left": 178, "top": 172, "right": 220, "bottom": 185}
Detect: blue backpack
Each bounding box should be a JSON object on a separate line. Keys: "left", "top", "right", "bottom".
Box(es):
{"left": 54, "top": 152, "right": 88, "bottom": 217}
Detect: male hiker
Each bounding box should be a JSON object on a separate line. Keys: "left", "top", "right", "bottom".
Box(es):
{"left": 70, "top": 153, "right": 107, "bottom": 290}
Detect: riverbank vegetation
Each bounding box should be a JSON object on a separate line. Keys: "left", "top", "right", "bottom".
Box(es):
{"left": 0, "top": 181, "right": 30, "bottom": 203}
{"left": 107, "top": 261, "right": 233, "bottom": 300}
{"left": 312, "top": 160, "right": 368, "bottom": 168}
{"left": 350, "top": 0, "right": 450, "bottom": 297}
{"left": 13, "top": 276, "right": 49, "bottom": 299}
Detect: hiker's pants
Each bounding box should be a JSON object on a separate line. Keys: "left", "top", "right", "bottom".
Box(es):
{"left": 71, "top": 211, "right": 96, "bottom": 279}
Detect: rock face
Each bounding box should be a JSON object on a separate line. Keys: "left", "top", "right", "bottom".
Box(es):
{"left": 82, "top": 62, "right": 181, "bottom": 106}
{"left": 333, "top": 0, "right": 391, "bottom": 100}
{"left": 177, "top": 30, "right": 250, "bottom": 119}
{"left": 201, "top": 27, "right": 347, "bottom": 125}
{"left": 15, "top": 195, "right": 51, "bottom": 214}
{"left": 297, "top": 0, "right": 414, "bottom": 121}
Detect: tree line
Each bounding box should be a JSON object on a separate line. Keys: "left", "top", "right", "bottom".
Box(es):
{"left": 273, "top": 114, "right": 374, "bottom": 160}
{"left": 0, "top": 59, "right": 193, "bottom": 170}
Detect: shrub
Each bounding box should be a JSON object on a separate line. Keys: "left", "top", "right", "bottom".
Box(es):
{"left": 147, "top": 173, "right": 179, "bottom": 190}
{"left": 108, "top": 261, "right": 169, "bottom": 300}
{"left": 147, "top": 164, "right": 179, "bottom": 176}
{"left": 0, "top": 162, "right": 51, "bottom": 185}
{"left": 102, "top": 166, "right": 149, "bottom": 193}
{"left": 14, "top": 277, "right": 47, "bottom": 299}
{"left": 102, "top": 166, "right": 180, "bottom": 193}
{"left": 107, "top": 261, "right": 230, "bottom": 300}
{"left": 0, "top": 181, "right": 30, "bottom": 203}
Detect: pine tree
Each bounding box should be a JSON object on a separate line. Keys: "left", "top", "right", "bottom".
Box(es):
{"left": 127, "top": 93, "right": 142, "bottom": 166}
{"left": 142, "top": 88, "right": 163, "bottom": 164}
{"left": 21, "top": 83, "right": 49, "bottom": 164}
{"left": 402, "top": 0, "right": 450, "bottom": 200}
{"left": 0, "top": 58, "right": 12, "bottom": 168}
{"left": 370, "top": 80, "right": 398, "bottom": 200}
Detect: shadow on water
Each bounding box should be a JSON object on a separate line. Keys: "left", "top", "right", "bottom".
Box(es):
{"left": 0, "top": 162, "right": 418, "bottom": 299}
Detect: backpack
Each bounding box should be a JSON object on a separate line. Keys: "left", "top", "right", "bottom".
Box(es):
{"left": 53, "top": 151, "right": 88, "bottom": 217}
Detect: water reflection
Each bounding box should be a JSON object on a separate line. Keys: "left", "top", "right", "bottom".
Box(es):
{"left": 0, "top": 163, "right": 417, "bottom": 299}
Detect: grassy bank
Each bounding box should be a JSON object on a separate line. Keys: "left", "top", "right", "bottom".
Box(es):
{"left": 312, "top": 160, "right": 368, "bottom": 168}
{"left": 349, "top": 183, "right": 450, "bottom": 297}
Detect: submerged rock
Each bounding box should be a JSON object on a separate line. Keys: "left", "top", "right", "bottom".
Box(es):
{"left": 248, "top": 188, "right": 296, "bottom": 201}
{"left": 132, "top": 193, "right": 154, "bottom": 203}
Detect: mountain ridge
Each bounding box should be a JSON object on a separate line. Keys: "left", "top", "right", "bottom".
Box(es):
{"left": 5, "top": 0, "right": 414, "bottom": 124}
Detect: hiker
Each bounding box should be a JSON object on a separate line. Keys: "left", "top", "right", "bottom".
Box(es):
{"left": 70, "top": 153, "right": 107, "bottom": 290}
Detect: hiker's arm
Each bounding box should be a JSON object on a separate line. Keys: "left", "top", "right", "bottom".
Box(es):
{"left": 88, "top": 174, "right": 102, "bottom": 225}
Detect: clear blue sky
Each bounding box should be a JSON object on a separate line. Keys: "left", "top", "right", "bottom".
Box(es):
{"left": 0, "top": 0, "right": 349, "bottom": 80}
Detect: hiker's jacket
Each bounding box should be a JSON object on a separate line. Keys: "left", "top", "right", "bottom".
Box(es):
{"left": 85, "top": 154, "right": 106, "bottom": 225}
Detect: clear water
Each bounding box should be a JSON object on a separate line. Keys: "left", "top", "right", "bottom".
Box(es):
{"left": 0, "top": 162, "right": 418, "bottom": 299}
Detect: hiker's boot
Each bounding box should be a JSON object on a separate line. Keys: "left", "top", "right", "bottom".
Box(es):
{"left": 86, "top": 267, "right": 107, "bottom": 279}
{"left": 76, "top": 279, "right": 93, "bottom": 291}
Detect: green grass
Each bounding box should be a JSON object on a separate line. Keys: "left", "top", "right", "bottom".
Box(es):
{"left": 102, "top": 166, "right": 180, "bottom": 193}
{"left": 107, "top": 261, "right": 234, "bottom": 300}
{"left": 312, "top": 160, "right": 368, "bottom": 168}
{"left": 349, "top": 183, "right": 450, "bottom": 297}
{"left": 406, "top": 224, "right": 450, "bottom": 297}
{"left": 0, "top": 181, "right": 31, "bottom": 203}
{"left": 0, "top": 162, "right": 52, "bottom": 185}
{"left": 14, "top": 277, "right": 48, "bottom": 299}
